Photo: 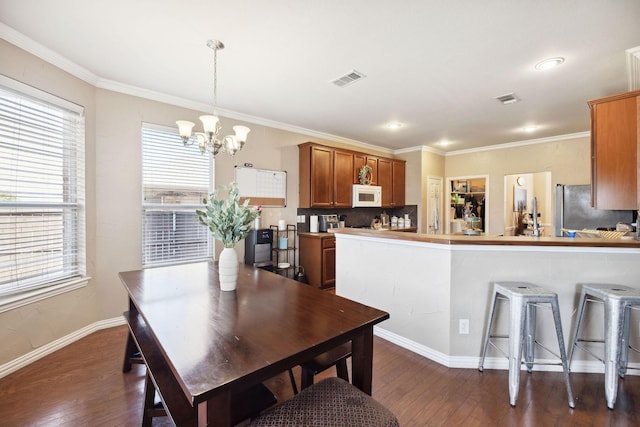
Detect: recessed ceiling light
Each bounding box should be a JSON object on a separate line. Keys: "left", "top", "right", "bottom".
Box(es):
{"left": 438, "top": 139, "right": 451, "bottom": 146}
{"left": 535, "top": 57, "right": 565, "bottom": 71}
{"left": 521, "top": 125, "right": 539, "bottom": 132}
{"left": 386, "top": 122, "right": 403, "bottom": 130}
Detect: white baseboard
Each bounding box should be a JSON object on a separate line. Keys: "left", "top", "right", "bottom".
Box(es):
{"left": 0, "top": 316, "right": 126, "bottom": 379}
{"left": 3, "top": 319, "right": 638, "bottom": 380}
{"left": 373, "top": 326, "right": 640, "bottom": 375}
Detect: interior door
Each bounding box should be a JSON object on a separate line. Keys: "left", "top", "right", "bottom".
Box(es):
{"left": 426, "top": 176, "right": 442, "bottom": 234}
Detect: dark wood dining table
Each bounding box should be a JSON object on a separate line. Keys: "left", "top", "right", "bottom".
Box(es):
{"left": 119, "top": 261, "right": 389, "bottom": 427}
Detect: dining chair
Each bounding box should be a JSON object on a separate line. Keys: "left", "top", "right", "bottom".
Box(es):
{"left": 288, "top": 342, "right": 351, "bottom": 394}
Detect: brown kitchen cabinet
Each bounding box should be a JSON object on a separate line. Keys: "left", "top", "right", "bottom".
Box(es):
{"left": 299, "top": 143, "right": 353, "bottom": 208}
{"left": 588, "top": 90, "right": 640, "bottom": 210}
{"left": 354, "top": 154, "right": 379, "bottom": 185}
{"left": 378, "top": 158, "right": 406, "bottom": 207}
{"left": 392, "top": 159, "right": 406, "bottom": 206}
{"left": 300, "top": 141, "right": 405, "bottom": 208}
{"left": 298, "top": 233, "right": 335, "bottom": 289}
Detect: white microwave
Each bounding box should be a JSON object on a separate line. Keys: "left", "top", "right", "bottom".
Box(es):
{"left": 352, "top": 185, "right": 382, "bottom": 207}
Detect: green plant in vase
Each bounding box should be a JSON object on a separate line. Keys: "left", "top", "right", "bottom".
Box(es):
{"left": 196, "top": 182, "right": 258, "bottom": 290}
{"left": 197, "top": 182, "right": 258, "bottom": 248}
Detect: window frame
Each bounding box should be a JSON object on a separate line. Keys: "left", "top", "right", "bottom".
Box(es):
{"left": 0, "top": 75, "right": 88, "bottom": 312}
{"left": 141, "top": 123, "right": 214, "bottom": 268}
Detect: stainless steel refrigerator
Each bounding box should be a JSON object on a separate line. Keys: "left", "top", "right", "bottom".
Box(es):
{"left": 553, "top": 184, "right": 634, "bottom": 236}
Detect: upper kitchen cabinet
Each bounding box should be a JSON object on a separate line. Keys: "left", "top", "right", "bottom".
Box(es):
{"left": 378, "top": 158, "right": 406, "bottom": 207}
{"left": 589, "top": 90, "right": 640, "bottom": 210}
{"left": 392, "top": 159, "right": 406, "bottom": 207}
{"left": 353, "top": 154, "right": 379, "bottom": 185}
{"left": 299, "top": 143, "right": 353, "bottom": 208}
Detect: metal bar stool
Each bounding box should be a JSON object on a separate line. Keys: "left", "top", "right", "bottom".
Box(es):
{"left": 479, "top": 281, "right": 575, "bottom": 408}
{"left": 568, "top": 283, "right": 640, "bottom": 409}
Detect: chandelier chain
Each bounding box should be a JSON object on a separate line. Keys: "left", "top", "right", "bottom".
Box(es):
{"left": 213, "top": 46, "right": 218, "bottom": 116}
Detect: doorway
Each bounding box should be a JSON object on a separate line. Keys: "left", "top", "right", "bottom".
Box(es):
{"left": 445, "top": 175, "right": 488, "bottom": 234}
{"left": 503, "top": 172, "right": 552, "bottom": 236}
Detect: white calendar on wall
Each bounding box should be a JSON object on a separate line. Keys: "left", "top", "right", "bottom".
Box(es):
{"left": 234, "top": 166, "right": 287, "bottom": 207}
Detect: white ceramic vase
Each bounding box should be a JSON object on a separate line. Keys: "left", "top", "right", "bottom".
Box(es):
{"left": 218, "top": 246, "right": 239, "bottom": 291}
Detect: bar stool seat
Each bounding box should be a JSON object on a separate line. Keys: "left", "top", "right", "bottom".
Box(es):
{"left": 479, "top": 281, "right": 575, "bottom": 408}
{"left": 568, "top": 283, "right": 640, "bottom": 409}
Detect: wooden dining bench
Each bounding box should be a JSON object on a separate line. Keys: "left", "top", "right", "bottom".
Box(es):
{"left": 248, "top": 377, "right": 399, "bottom": 426}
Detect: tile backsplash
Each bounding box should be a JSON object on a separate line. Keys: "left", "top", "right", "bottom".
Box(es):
{"left": 296, "top": 205, "right": 418, "bottom": 232}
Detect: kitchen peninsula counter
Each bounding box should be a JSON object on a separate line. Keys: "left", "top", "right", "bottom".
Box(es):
{"left": 330, "top": 227, "right": 640, "bottom": 248}
{"left": 332, "top": 228, "right": 640, "bottom": 373}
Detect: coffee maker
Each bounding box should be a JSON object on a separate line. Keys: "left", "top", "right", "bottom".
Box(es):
{"left": 244, "top": 228, "right": 273, "bottom": 269}
{"left": 318, "top": 214, "right": 340, "bottom": 232}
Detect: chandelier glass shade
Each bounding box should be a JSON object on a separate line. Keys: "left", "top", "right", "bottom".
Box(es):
{"left": 176, "top": 40, "right": 250, "bottom": 156}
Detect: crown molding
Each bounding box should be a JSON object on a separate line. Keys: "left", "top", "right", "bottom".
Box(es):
{"left": 1, "top": 23, "right": 591, "bottom": 158}
{"left": 1, "top": 23, "right": 378, "bottom": 151}
{"left": 444, "top": 131, "right": 590, "bottom": 157}
{"left": 0, "top": 23, "right": 99, "bottom": 86}
{"left": 98, "top": 77, "right": 393, "bottom": 153}
{"left": 393, "top": 145, "right": 446, "bottom": 156}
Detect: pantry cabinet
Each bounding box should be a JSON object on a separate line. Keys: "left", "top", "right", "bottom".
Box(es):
{"left": 588, "top": 90, "right": 640, "bottom": 210}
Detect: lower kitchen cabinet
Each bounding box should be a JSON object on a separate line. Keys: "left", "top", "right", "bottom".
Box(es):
{"left": 298, "top": 233, "right": 335, "bottom": 289}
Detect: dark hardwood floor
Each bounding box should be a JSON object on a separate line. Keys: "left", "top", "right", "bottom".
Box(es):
{"left": 0, "top": 326, "right": 638, "bottom": 426}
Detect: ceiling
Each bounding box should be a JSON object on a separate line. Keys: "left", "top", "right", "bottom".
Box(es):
{"left": 1, "top": 0, "right": 639, "bottom": 153}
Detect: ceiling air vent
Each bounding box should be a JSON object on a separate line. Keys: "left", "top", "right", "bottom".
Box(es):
{"left": 331, "top": 70, "right": 366, "bottom": 88}
{"left": 495, "top": 93, "right": 520, "bottom": 105}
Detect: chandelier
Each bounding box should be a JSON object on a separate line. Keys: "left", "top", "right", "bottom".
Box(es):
{"left": 176, "top": 39, "right": 250, "bottom": 156}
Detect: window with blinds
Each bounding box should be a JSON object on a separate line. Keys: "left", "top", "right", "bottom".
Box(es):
{"left": 0, "top": 77, "right": 86, "bottom": 296}
{"left": 142, "top": 124, "right": 213, "bottom": 267}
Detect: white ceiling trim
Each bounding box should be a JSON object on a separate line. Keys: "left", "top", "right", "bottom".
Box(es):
{"left": 394, "top": 145, "right": 446, "bottom": 156}
{"left": 0, "top": 22, "right": 592, "bottom": 159}
{"left": 626, "top": 46, "right": 640, "bottom": 91}
{"left": 0, "top": 23, "right": 98, "bottom": 86}
{"left": 1, "top": 22, "right": 389, "bottom": 155}
{"left": 445, "top": 131, "right": 590, "bottom": 157}
{"left": 98, "top": 77, "right": 393, "bottom": 155}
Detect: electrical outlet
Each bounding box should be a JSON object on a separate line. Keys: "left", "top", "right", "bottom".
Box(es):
{"left": 459, "top": 319, "right": 469, "bottom": 335}
{"left": 297, "top": 215, "right": 306, "bottom": 223}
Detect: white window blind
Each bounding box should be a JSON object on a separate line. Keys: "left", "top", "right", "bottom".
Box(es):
{"left": 0, "top": 77, "right": 86, "bottom": 296}
{"left": 142, "top": 124, "right": 213, "bottom": 267}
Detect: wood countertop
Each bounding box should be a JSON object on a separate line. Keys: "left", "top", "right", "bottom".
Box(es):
{"left": 298, "top": 227, "right": 417, "bottom": 238}
{"left": 331, "top": 228, "right": 640, "bottom": 248}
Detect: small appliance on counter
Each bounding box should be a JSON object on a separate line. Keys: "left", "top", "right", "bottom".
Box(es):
{"left": 244, "top": 228, "right": 273, "bottom": 269}
{"left": 318, "top": 214, "right": 340, "bottom": 232}
{"left": 380, "top": 211, "right": 389, "bottom": 228}
{"left": 309, "top": 215, "right": 319, "bottom": 233}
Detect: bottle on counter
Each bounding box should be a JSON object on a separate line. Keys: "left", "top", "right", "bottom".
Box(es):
{"left": 380, "top": 211, "right": 389, "bottom": 228}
